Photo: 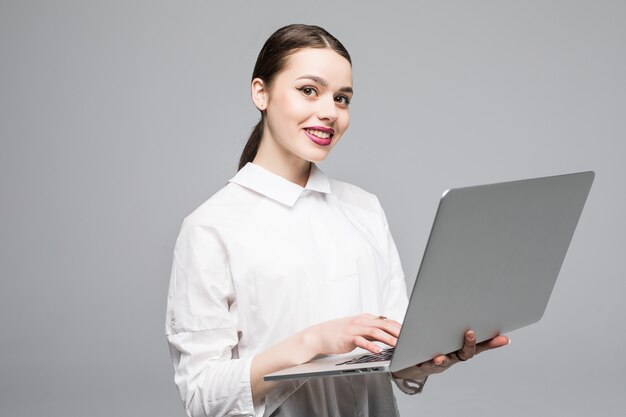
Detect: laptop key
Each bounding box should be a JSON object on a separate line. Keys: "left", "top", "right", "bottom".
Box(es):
{"left": 336, "top": 348, "right": 395, "bottom": 366}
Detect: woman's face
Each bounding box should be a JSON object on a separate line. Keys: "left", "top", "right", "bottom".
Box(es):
{"left": 255, "top": 48, "right": 353, "bottom": 164}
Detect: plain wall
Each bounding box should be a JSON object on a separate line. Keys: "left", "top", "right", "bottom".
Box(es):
{"left": 1, "top": 1, "right": 624, "bottom": 416}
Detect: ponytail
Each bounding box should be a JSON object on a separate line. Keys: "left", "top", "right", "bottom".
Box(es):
{"left": 238, "top": 118, "right": 263, "bottom": 170}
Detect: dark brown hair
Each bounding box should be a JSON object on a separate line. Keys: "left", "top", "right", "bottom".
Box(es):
{"left": 238, "top": 24, "right": 352, "bottom": 170}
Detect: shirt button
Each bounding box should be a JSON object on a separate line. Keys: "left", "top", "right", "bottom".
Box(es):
{"left": 171, "top": 317, "right": 176, "bottom": 326}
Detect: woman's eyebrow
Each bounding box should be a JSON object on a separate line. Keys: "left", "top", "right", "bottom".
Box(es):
{"left": 296, "top": 75, "right": 353, "bottom": 94}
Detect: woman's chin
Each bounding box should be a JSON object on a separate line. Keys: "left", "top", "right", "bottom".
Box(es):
{"left": 303, "top": 144, "right": 337, "bottom": 164}
{"left": 304, "top": 152, "right": 330, "bottom": 164}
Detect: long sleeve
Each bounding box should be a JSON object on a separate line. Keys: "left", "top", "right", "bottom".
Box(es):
{"left": 376, "top": 199, "right": 411, "bottom": 324}
{"left": 165, "top": 219, "right": 259, "bottom": 417}
{"left": 375, "top": 198, "right": 428, "bottom": 395}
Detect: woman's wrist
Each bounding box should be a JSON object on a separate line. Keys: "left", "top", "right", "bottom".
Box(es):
{"left": 250, "top": 329, "right": 319, "bottom": 403}
{"left": 296, "top": 326, "right": 321, "bottom": 363}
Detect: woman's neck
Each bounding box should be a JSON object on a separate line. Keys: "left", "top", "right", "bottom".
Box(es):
{"left": 252, "top": 139, "right": 312, "bottom": 187}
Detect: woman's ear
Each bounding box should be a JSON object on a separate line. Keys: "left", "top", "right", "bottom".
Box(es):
{"left": 251, "top": 78, "right": 268, "bottom": 111}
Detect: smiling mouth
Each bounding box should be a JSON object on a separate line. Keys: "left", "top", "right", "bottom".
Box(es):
{"left": 304, "top": 128, "right": 334, "bottom": 139}
{"left": 303, "top": 128, "right": 333, "bottom": 146}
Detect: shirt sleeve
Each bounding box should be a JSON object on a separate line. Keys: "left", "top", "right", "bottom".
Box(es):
{"left": 376, "top": 198, "right": 411, "bottom": 324}
{"left": 375, "top": 197, "right": 429, "bottom": 395}
{"left": 165, "top": 219, "right": 260, "bottom": 417}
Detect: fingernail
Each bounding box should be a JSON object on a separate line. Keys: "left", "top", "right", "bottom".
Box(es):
{"left": 507, "top": 338, "right": 512, "bottom": 345}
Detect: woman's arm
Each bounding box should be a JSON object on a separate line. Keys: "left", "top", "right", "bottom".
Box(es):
{"left": 250, "top": 313, "right": 402, "bottom": 405}
{"left": 167, "top": 220, "right": 262, "bottom": 417}
{"left": 249, "top": 319, "right": 510, "bottom": 405}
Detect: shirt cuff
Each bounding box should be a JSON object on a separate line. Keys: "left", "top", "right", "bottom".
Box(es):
{"left": 244, "top": 356, "right": 265, "bottom": 417}
{"left": 391, "top": 374, "right": 428, "bottom": 395}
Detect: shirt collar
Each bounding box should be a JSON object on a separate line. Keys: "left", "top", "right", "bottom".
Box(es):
{"left": 228, "top": 162, "right": 332, "bottom": 207}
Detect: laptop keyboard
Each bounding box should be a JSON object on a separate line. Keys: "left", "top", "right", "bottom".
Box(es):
{"left": 336, "top": 348, "right": 395, "bottom": 366}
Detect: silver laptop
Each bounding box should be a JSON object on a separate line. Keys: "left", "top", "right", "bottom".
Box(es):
{"left": 264, "top": 171, "right": 594, "bottom": 381}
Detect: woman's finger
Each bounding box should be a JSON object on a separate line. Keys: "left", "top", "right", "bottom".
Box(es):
{"left": 360, "top": 326, "right": 398, "bottom": 347}
{"left": 475, "top": 335, "right": 510, "bottom": 354}
{"left": 352, "top": 335, "right": 383, "bottom": 354}
{"left": 434, "top": 355, "right": 448, "bottom": 366}
{"left": 457, "top": 330, "right": 477, "bottom": 361}
{"left": 365, "top": 316, "right": 402, "bottom": 337}
{"left": 423, "top": 355, "right": 452, "bottom": 374}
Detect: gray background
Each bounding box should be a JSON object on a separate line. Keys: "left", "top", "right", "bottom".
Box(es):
{"left": 1, "top": 1, "right": 624, "bottom": 416}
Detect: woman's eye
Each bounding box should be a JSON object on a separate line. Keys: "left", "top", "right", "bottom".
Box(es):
{"left": 335, "top": 95, "right": 351, "bottom": 105}
{"left": 298, "top": 86, "right": 317, "bottom": 96}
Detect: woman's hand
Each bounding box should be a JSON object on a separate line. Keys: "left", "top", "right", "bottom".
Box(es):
{"left": 302, "top": 313, "right": 401, "bottom": 358}
{"left": 251, "top": 313, "right": 399, "bottom": 403}
{"left": 391, "top": 330, "right": 510, "bottom": 380}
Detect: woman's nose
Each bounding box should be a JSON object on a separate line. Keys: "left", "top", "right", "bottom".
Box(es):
{"left": 316, "top": 95, "right": 338, "bottom": 122}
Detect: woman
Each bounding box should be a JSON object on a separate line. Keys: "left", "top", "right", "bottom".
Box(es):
{"left": 165, "top": 24, "right": 509, "bottom": 417}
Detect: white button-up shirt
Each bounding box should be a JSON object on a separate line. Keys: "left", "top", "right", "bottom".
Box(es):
{"left": 166, "top": 162, "right": 425, "bottom": 417}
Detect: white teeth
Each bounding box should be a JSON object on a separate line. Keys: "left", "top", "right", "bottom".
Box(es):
{"left": 305, "top": 129, "right": 331, "bottom": 139}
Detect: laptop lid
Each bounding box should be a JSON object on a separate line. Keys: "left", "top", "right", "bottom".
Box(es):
{"left": 389, "top": 170, "right": 594, "bottom": 371}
